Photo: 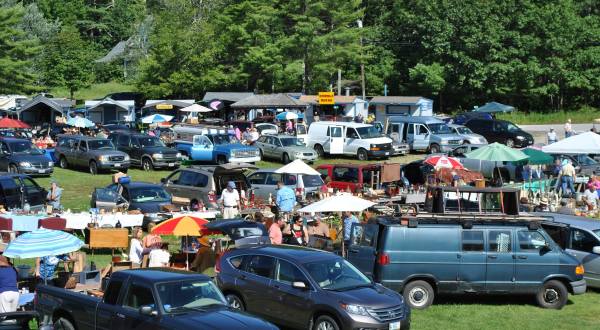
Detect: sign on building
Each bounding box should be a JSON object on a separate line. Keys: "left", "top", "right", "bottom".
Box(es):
{"left": 318, "top": 92, "right": 335, "bottom": 105}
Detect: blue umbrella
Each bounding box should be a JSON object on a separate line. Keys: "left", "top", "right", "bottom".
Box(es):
{"left": 276, "top": 112, "right": 301, "bottom": 120}
{"left": 141, "top": 114, "right": 173, "bottom": 124}
{"left": 67, "top": 116, "right": 95, "bottom": 128}
{"left": 2, "top": 229, "right": 83, "bottom": 259}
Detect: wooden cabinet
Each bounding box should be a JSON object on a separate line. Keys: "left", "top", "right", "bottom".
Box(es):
{"left": 85, "top": 228, "right": 129, "bottom": 249}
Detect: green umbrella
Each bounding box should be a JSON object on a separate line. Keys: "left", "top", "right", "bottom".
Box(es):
{"left": 465, "top": 143, "right": 529, "bottom": 162}
{"left": 521, "top": 148, "right": 553, "bottom": 165}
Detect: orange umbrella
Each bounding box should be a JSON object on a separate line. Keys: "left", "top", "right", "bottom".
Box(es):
{"left": 151, "top": 215, "right": 211, "bottom": 236}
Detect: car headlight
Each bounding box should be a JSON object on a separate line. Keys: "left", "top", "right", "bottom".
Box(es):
{"left": 516, "top": 136, "right": 525, "bottom": 140}
{"left": 294, "top": 152, "right": 303, "bottom": 156}
{"left": 98, "top": 155, "right": 108, "bottom": 162}
{"left": 152, "top": 153, "right": 163, "bottom": 159}
{"left": 342, "top": 303, "right": 369, "bottom": 316}
{"left": 48, "top": 161, "right": 54, "bottom": 167}
{"left": 176, "top": 152, "right": 182, "bottom": 158}
{"left": 19, "top": 162, "right": 31, "bottom": 168}
{"left": 124, "top": 155, "right": 130, "bottom": 161}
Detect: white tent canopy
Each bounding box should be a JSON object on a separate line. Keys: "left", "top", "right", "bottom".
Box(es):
{"left": 180, "top": 104, "right": 213, "bottom": 113}
{"left": 298, "top": 193, "right": 375, "bottom": 213}
{"left": 542, "top": 132, "right": 600, "bottom": 154}
{"left": 274, "top": 159, "right": 320, "bottom": 176}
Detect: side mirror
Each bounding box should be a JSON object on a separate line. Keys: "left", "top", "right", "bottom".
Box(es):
{"left": 160, "top": 178, "right": 166, "bottom": 184}
{"left": 139, "top": 306, "right": 156, "bottom": 316}
{"left": 593, "top": 246, "right": 600, "bottom": 255}
{"left": 292, "top": 281, "right": 308, "bottom": 290}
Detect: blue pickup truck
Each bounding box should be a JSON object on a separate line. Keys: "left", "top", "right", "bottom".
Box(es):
{"left": 35, "top": 268, "right": 277, "bottom": 330}
{"left": 172, "top": 125, "right": 261, "bottom": 164}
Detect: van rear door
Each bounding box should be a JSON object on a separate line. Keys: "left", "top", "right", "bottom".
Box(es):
{"left": 347, "top": 223, "right": 379, "bottom": 278}
{"left": 328, "top": 125, "right": 344, "bottom": 154}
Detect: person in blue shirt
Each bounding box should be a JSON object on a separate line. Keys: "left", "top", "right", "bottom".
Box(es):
{"left": 46, "top": 180, "right": 63, "bottom": 210}
{"left": 343, "top": 211, "right": 359, "bottom": 251}
{"left": 35, "top": 255, "right": 70, "bottom": 285}
{"left": 0, "top": 256, "right": 18, "bottom": 313}
{"left": 275, "top": 181, "right": 296, "bottom": 219}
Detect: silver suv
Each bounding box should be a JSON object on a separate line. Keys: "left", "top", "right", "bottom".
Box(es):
{"left": 55, "top": 135, "right": 130, "bottom": 175}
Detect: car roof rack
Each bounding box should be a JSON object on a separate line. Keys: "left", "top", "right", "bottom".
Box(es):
{"left": 377, "top": 213, "right": 546, "bottom": 230}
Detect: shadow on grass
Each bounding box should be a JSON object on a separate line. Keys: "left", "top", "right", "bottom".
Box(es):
{"left": 432, "top": 293, "right": 572, "bottom": 307}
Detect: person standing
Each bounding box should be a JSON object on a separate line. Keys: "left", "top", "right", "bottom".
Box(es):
{"left": 307, "top": 216, "right": 330, "bottom": 239}
{"left": 35, "top": 254, "right": 70, "bottom": 285}
{"left": 343, "top": 211, "right": 359, "bottom": 250}
{"left": 219, "top": 181, "right": 241, "bottom": 219}
{"left": 148, "top": 243, "right": 171, "bottom": 267}
{"left": 275, "top": 181, "right": 296, "bottom": 219}
{"left": 142, "top": 223, "right": 163, "bottom": 249}
{"left": 289, "top": 215, "right": 308, "bottom": 246}
{"left": 191, "top": 236, "right": 216, "bottom": 275}
{"left": 269, "top": 217, "right": 284, "bottom": 245}
{"left": 129, "top": 227, "right": 144, "bottom": 267}
{"left": 0, "top": 256, "right": 18, "bottom": 313}
{"left": 583, "top": 184, "right": 599, "bottom": 210}
{"left": 564, "top": 119, "right": 573, "bottom": 138}
{"left": 46, "top": 180, "right": 63, "bottom": 210}
{"left": 547, "top": 128, "right": 557, "bottom": 144}
{"left": 558, "top": 159, "right": 576, "bottom": 197}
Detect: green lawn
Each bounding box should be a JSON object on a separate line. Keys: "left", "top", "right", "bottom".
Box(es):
{"left": 49, "top": 81, "right": 134, "bottom": 101}
{"left": 497, "top": 106, "right": 600, "bottom": 125}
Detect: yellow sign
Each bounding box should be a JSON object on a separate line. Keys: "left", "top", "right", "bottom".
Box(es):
{"left": 156, "top": 103, "right": 173, "bottom": 110}
{"left": 318, "top": 92, "right": 335, "bottom": 105}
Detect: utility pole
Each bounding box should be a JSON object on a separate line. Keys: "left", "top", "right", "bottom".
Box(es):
{"left": 337, "top": 69, "right": 342, "bottom": 96}
{"left": 357, "top": 20, "right": 366, "bottom": 101}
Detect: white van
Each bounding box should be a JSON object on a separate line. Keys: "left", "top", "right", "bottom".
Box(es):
{"left": 306, "top": 121, "right": 393, "bottom": 160}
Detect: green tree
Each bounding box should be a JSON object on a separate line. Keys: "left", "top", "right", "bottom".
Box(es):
{"left": 41, "top": 25, "right": 95, "bottom": 99}
{"left": 0, "top": 4, "right": 40, "bottom": 94}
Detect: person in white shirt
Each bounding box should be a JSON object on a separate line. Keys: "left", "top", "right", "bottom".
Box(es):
{"left": 547, "top": 128, "right": 557, "bottom": 144}
{"left": 249, "top": 128, "right": 260, "bottom": 143}
{"left": 148, "top": 243, "right": 170, "bottom": 267}
{"left": 219, "top": 181, "right": 241, "bottom": 219}
{"left": 128, "top": 227, "right": 144, "bottom": 266}
{"left": 564, "top": 119, "right": 573, "bottom": 138}
{"left": 583, "top": 185, "right": 599, "bottom": 210}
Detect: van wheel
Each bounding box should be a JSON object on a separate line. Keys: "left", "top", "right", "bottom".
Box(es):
{"left": 403, "top": 280, "right": 434, "bottom": 309}
{"left": 59, "top": 156, "right": 68, "bottom": 169}
{"left": 226, "top": 294, "right": 245, "bottom": 311}
{"left": 216, "top": 155, "right": 227, "bottom": 165}
{"left": 506, "top": 138, "right": 515, "bottom": 148}
{"left": 282, "top": 153, "right": 290, "bottom": 164}
{"left": 536, "top": 280, "right": 568, "bottom": 309}
{"left": 142, "top": 157, "right": 153, "bottom": 171}
{"left": 429, "top": 144, "right": 440, "bottom": 154}
{"left": 313, "top": 315, "right": 340, "bottom": 330}
{"left": 314, "top": 144, "right": 324, "bottom": 157}
{"left": 89, "top": 161, "right": 98, "bottom": 175}
{"left": 8, "top": 164, "right": 19, "bottom": 174}
{"left": 357, "top": 148, "right": 368, "bottom": 161}
{"left": 54, "top": 317, "right": 75, "bottom": 330}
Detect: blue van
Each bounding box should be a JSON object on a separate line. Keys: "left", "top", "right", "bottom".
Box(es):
{"left": 347, "top": 216, "right": 586, "bottom": 310}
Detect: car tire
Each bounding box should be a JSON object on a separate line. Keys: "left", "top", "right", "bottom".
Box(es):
{"left": 8, "top": 164, "right": 19, "bottom": 174}
{"left": 142, "top": 157, "right": 153, "bottom": 171}
{"left": 216, "top": 155, "right": 227, "bottom": 165}
{"left": 54, "top": 317, "right": 75, "bottom": 330}
{"left": 506, "top": 138, "right": 515, "bottom": 148}
{"left": 357, "top": 148, "right": 368, "bottom": 161}
{"left": 403, "top": 280, "right": 434, "bottom": 310}
{"left": 59, "top": 156, "right": 68, "bottom": 169}
{"left": 536, "top": 280, "right": 568, "bottom": 309}
{"left": 89, "top": 161, "right": 98, "bottom": 175}
{"left": 314, "top": 144, "right": 325, "bottom": 157}
{"left": 282, "top": 153, "right": 290, "bottom": 164}
{"left": 226, "top": 293, "right": 245, "bottom": 311}
{"left": 429, "top": 144, "right": 440, "bottom": 154}
{"left": 313, "top": 315, "right": 340, "bottom": 330}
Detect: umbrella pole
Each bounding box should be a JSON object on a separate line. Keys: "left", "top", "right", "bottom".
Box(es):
{"left": 186, "top": 235, "right": 189, "bottom": 271}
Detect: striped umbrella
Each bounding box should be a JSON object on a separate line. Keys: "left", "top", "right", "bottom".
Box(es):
{"left": 151, "top": 215, "right": 211, "bottom": 236}
{"left": 2, "top": 229, "right": 83, "bottom": 259}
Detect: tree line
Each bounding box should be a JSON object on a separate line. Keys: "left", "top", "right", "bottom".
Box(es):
{"left": 1, "top": 0, "right": 598, "bottom": 112}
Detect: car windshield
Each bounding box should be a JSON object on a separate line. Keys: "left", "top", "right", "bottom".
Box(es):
{"left": 304, "top": 259, "right": 371, "bottom": 291}
{"left": 576, "top": 154, "right": 597, "bottom": 165}
{"left": 296, "top": 125, "right": 307, "bottom": 134}
{"left": 594, "top": 229, "right": 600, "bottom": 236}
{"left": 8, "top": 141, "right": 43, "bottom": 155}
{"left": 157, "top": 280, "right": 226, "bottom": 313}
{"left": 429, "top": 123, "right": 452, "bottom": 134}
{"left": 138, "top": 137, "right": 165, "bottom": 147}
{"left": 356, "top": 126, "right": 384, "bottom": 139}
{"left": 257, "top": 124, "right": 276, "bottom": 133}
{"left": 280, "top": 138, "right": 304, "bottom": 147}
{"left": 88, "top": 140, "right": 114, "bottom": 150}
{"left": 455, "top": 127, "right": 473, "bottom": 134}
{"left": 506, "top": 123, "right": 521, "bottom": 132}
{"left": 211, "top": 134, "right": 237, "bottom": 145}
{"left": 129, "top": 186, "right": 171, "bottom": 203}
{"left": 302, "top": 174, "right": 324, "bottom": 187}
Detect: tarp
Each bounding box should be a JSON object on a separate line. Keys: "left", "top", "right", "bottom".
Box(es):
{"left": 542, "top": 132, "right": 600, "bottom": 154}
{"left": 298, "top": 193, "right": 375, "bottom": 213}
{"left": 521, "top": 148, "right": 554, "bottom": 165}
{"left": 465, "top": 142, "right": 528, "bottom": 162}
{"left": 473, "top": 101, "right": 515, "bottom": 113}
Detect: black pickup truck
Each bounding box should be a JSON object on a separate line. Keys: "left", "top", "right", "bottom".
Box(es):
{"left": 35, "top": 268, "right": 278, "bottom": 330}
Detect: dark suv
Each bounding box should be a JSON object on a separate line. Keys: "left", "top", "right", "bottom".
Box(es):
{"left": 0, "top": 137, "right": 53, "bottom": 176}
{"left": 55, "top": 135, "right": 130, "bottom": 175}
{"left": 109, "top": 131, "right": 180, "bottom": 171}
{"left": 217, "top": 245, "right": 410, "bottom": 330}
{"left": 0, "top": 173, "right": 47, "bottom": 211}
{"left": 464, "top": 118, "right": 533, "bottom": 148}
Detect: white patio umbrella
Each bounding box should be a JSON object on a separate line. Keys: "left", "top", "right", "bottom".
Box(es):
{"left": 298, "top": 193, "right": 375, "bottom": 213}
{"left": 180, "top": 104, "right": 213, "bottom": 113}
{"left": 274, "top": 159, "right": 320, "bottom": 176}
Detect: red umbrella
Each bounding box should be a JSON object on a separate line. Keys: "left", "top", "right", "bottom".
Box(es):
{"left": 151, "top": 215, "right": 212, "bottom": 236}
{"left": 425, "top": 155, "right": 464, "bottom": 170}
{"left": 0, "top": 117, "right": 30, "bottom": 129}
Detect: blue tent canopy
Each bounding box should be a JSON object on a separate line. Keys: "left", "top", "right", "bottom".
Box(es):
{"left": 473, "top": 102, "right": 515, "bottom": 113}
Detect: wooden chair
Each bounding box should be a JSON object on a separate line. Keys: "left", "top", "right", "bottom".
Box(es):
{"left": 38, "top": 217, "right": 67, "bottom": 230}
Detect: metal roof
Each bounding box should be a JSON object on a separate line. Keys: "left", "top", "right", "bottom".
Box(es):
{"left": 230, "top": 94, "right": 308, "bottom": 109}
{"left": 369, "top": 96, "right": 429, "bottom": 105}
{"left": 86, "top": 98, "right": 133, "bottom": 111}
{"left": 299, "top": 95, "right": 365, "bottom": 105}
{"left": 142, "top": 100, "right": 194, "bottom": 109}
{"left": 202, "top": 92, "right": 255, "bottom": 102}
{"left": 18, "top": 95, "right": 72, "bottom": 114}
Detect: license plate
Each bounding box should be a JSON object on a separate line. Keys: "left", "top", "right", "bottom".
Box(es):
{"left": 113, "top": 163, "right": 121, "bottom": 167}
{"left": 168, "top": 163, "right": 175, "bottom": 167}
{"left": 389, "top": 321, "right": 401, "bottom": 330}
{"left": 38, "top": 170, "right": 45, "bottom": 174}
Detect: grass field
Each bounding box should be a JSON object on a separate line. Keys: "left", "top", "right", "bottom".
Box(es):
{"left": 497, "top": 106, "right": 600, "bottom": 125}
{"left": 49, "top": 81, "right": 134, "bottom": 101}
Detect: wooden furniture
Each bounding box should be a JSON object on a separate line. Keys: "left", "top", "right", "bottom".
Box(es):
{"left": 111, "top": 261, "right": 132, "bottom": 272}
{"left": 0, "top": 217, "right": 12, "bottom": 231}
{"left": 84, "top": 228, "right": 129, "bottom": 249}
{"left": 38, "top": 217, "right": 67, "bottom": 230}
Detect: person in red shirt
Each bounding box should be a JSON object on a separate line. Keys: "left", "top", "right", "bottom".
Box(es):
{"left": 269, "top": 217, "right": 285, "bottom": 245}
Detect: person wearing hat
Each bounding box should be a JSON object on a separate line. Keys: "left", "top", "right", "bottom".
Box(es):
{"left": 46, "top": 180, "right": 63, "bottom": 210}
{"left": 583, "top": 184, "right": 599, "bottom": 210}
{"left": 307, "top": 215, "right": 330, "bottom": 239}
{"left": 191, "top": 236, "right": 216, "bottom": 275}
{"left": 558, "top": 159, "right": 576, "bottom": 197}
{"left": 0, "top": 256, "right": 18, "bottom": 313}
{"left": 533, "top": 197, "right": 550, "bottom": 212}
{"left": 519, "top": 196, "right": 532, "bottom": 213}
{"left": 219, "top": 181, "right": 241, "bottom": 219}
